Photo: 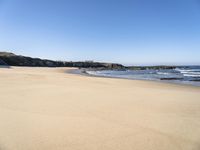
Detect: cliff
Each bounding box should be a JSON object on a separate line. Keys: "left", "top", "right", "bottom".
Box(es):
{"left": 0, "top": 52, "right": 124, "bottom": 69}
{"left": 0, "top": 52, "right": 178, "bottom": 70}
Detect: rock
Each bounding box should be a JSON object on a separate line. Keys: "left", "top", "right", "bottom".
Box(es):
{"left": 160, "top": 78, "right": 184, "bottom": 80}
{"left": 0, "top": 58, "right": 7, "bottom": 65}
{"left": 127, "top": 66, "right": 177, "bottom": 70}
{"left": 0, "top": 51, "right": 125, "bottom": 69}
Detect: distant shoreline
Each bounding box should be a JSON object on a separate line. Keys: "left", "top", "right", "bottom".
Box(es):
{"left": 1, "top": 51, "right": 200, "bottom": 87}
{"left": 1, "top": 51, "right": 195, "bottom": 70}
{"left": 66, "top": 68, "right": 200, "bottom": 88}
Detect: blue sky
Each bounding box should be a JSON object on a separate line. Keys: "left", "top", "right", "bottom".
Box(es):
{"left": 0, "top": 0, "right": 200, "bottom": 65}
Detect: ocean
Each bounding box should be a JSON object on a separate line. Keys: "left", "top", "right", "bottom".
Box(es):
{"left": 86, "top": 66, "right": 200, "bottom": 86}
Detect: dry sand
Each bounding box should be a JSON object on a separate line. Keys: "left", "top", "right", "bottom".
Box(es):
{"left": 0, "top": 67, "right": 200, "bottom": 150}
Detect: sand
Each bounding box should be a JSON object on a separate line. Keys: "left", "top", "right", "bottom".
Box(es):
{"left": 0, "top": 67, "right": 200, "bottom": 150}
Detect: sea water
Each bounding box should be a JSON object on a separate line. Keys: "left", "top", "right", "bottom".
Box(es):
{"left": 86, "top": 66, "right": 200, "bottom": 86}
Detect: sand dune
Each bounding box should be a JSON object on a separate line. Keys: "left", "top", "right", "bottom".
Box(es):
{"left": 0, "top": 67, "right": 200, "bottom": 150}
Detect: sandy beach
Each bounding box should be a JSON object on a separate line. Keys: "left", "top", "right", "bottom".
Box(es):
{"left": 0, "top": 67, "right": 200, "bottom": 150}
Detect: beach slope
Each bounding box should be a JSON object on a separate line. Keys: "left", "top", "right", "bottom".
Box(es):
{"left": 0, "top": 67, "right": 200, "bottom": 150}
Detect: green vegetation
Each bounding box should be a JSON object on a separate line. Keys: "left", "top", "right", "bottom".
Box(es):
{"left": 0, "top": 52, "right": 177, "bottom": 70}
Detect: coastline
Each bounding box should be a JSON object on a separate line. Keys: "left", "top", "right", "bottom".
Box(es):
{"left": 68, "top": 68, "right": 200, "bottom": 88}
{"left": 0, "top": 67, "right": 200, "bottom": 150}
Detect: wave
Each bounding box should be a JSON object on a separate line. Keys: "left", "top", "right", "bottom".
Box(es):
{"left": 156, "top": 72, "right": 171, "bottom": 75}
{"left": 183, "top": 74, "right": 200, "bottom": 77}
{"left": 84, "top": 68, "right": 200, "bottom": 86}
{"left": 175, "top": 68, "right": 200, "bottom": 72}
{"left": 175, "top": 68, "right": 200, "bottom": 77}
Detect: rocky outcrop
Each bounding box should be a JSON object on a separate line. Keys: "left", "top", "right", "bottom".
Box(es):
{"left": 160, "top": 78, "right": 184, "bottom": 80}
{"left": 127, "top": 65, "right": 176, "bottom": 70}
{"left": 0, "top": 58, "right": 7, "bottom": 66}
{"left": 0, "top": 52, "right": 124, "bottom": 69}
{"left": 0, "top": 52, "right": 178, "bottom": 70}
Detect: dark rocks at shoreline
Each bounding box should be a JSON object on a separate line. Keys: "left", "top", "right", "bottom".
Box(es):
{"left": 0, "top": 52, "right": 124, "bottom": 69}
{"left": 127, "top": 66, "right": 176, "bottom": 70}
{"left": 160, "top": 76, "right": 200, "bottom": 82}
{"left": 0, "top": 58, "right": 8, "bottom": 66}
{"left": 0, "top": 58, "right": 10, "bottom": 68}
{"left": 160, "top": 78, "right": 184, "bottom": 81}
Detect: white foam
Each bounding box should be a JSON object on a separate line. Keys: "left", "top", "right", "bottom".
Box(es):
{"left": 183, "top": 74, "right": 200, "bottom": 77}
{"left": 157, "top": 72, "right": 170, "bottom": 75}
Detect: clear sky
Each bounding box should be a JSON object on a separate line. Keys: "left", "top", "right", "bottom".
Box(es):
{"left": 0, "top": 0, "right": 200, "bottom": 65}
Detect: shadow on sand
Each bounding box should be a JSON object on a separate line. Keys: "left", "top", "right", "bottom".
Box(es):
{"left": 0, "top": 65, "right": 10, "bottom": 68}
